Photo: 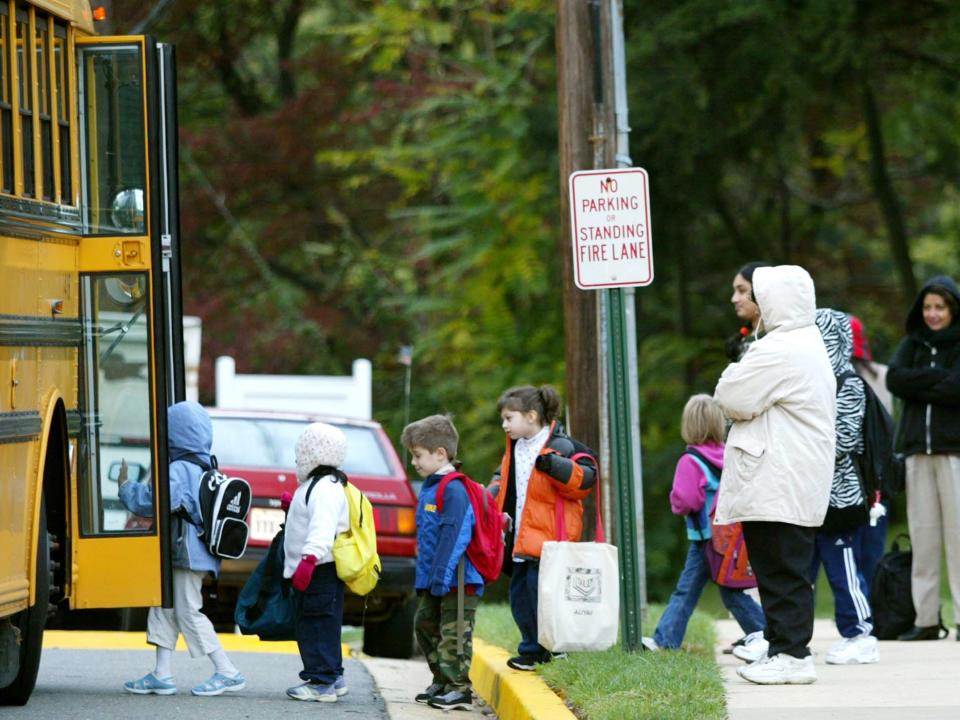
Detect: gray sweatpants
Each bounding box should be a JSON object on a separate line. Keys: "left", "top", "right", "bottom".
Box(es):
{"left": 905, "top": 454, "right": 960, "bottom": 627}
{"left": 147, "top": 568, "right": 221, "bottom": 658}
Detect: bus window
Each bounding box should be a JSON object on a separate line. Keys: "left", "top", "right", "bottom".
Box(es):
{"left": 35, "top": 14, "right": 52, "bottom": 200}
{"left": 15, "top": 8, "right": 32, "bottom": 197}
{"left": 0, "top": 2, "right": 11, "bottom": 193}
{"left": 53, "top": 20, "right": 68, "bottom": 202}
{"left": 79, "top": 45, "right": 145, "bottom": 234}
{"left": 78, "top": 273, "right": 155, "bottom": 535}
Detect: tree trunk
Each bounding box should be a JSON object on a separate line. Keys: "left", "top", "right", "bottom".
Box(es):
{"left": 862, "top": 75, "right": 916, "bottom": 301}
{"left": 556, "top": 0, "right": 601, "bottom": 454}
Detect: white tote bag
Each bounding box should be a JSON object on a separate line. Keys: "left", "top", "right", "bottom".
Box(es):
{"left": 537, "top": 477, "right": 619, "bottom": 652}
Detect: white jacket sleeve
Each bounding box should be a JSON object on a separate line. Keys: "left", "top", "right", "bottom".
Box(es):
{"left": 715, "top": 341, "right": 796, "bottom": 420}
{"left": 300, "top": 481, "right": 345, "bottom": 561}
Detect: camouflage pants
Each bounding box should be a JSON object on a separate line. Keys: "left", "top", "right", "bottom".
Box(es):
{"left": 414, "top": 591, "right": 479, "bottom": 692}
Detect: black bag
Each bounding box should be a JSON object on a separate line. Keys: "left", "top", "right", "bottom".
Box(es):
{"left": 180, "top": 454, "right": 252, "bottom": 560}
{"left": 235, "top": 526, "right": 296, "bottom": 640}
{"left": 870, "top": 534, "right": 915, "bottom": 640}
{"left": 838, "top": 372, "right": 906, "bottom": 500}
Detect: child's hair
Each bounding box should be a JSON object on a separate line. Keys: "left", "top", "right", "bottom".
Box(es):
{"left": 681, "top": 394, "right": 725, "bottom": 445}
{"left": 400, "top": 414, "right": 459, "bottom": 459}
{"left": 496, "top": 385, "right": 562, "bottom": 425}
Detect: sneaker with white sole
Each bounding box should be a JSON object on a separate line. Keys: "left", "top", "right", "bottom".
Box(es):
{"left": 123, "top": 672, "right": 177, "bottom": 695}
{"left": 737, "top": 653, "right": 817, "bottom": 685}
{"left": 286, "top": 681, "right": 338, "bottom": 702}
{"left": 334, "top": 675, "right": 349, "bottom": 697}
{"left": 640, "top": 636, "right": 660, "bottom": 652}
{"left": 825, "top": 634, "right": 879, "bottom": 665}
{"left": 732, "top": 631, "right": 769, "bottom": 664}
{"left": 191, "top": 672, "right": 246, "bottom": 696}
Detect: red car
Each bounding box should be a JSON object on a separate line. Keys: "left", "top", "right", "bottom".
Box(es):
{"left": 208, "top": 409, "right": 418, "bottom": 658}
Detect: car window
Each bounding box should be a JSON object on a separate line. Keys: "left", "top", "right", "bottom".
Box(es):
{"left": 210, "top": 417, "right": 394, "bottom": 477}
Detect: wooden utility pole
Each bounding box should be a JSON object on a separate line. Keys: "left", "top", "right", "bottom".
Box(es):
{"left": 557, "top": 0, "right": 610, "bottom": 456}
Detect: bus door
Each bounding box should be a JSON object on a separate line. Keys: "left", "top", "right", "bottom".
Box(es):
{"left": 71, "top": 36, "right": 179, "bottom": 610}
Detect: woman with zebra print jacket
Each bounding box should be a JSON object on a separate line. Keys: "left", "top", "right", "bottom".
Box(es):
{"left": 811, "top": 308, "right": 878, "bottom": 666}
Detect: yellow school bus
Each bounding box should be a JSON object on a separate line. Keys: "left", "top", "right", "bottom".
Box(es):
{"left": 0, "top": 0, "right": 182, "bottom": 705}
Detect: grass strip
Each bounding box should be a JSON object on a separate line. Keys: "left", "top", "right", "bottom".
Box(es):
{"left": 474, "top": 603, "right": 727, "bottom": 720}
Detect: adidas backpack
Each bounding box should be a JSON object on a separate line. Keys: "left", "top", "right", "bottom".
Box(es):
{"left": 307, "top": 477, "right": 382, "bottom": 596}
{"left": 181, "top": 454, "right": 252, "bottom": 560}
{"left": 436, "top": 471, "right": 504, "bottom": 583}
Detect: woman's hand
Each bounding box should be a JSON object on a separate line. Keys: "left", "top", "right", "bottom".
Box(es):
{"left": 118, "top": 459, "right": 129, "bottom": 488}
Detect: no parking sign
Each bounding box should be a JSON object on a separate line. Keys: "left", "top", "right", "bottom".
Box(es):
{"left": 569, "top": 168, "right": 654, "bottom": 289}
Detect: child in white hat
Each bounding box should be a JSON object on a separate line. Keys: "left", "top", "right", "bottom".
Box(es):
{"left": 283, "top": 422, "right": 350, "bottom": 702}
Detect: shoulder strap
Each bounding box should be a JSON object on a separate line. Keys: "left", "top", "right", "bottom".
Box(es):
{"left": 436, "top": 471, "right": 468, "bottom": 513}
{"left": 304, "top": 475, "right": 323, "bottom": 505}
{"left": 177, "top": 452, "right": 213, "bottom": 471}
{"left": 684, "top": 447, "right": 721, "bottom": 478}
{"left": 555, "top": 452, "right": 604, "bottom": 543}
{"left": 836, "top": 370, "right": 859, "bottom": 395}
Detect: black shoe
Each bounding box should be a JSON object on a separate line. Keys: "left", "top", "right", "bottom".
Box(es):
{"left": 427, "top": 690, "right": 472, "bottom": 710}
{"left": 506, "top": 654, "right": 540, "bottom": 671}
{"left": 898, "top": 625, "right": 942, "bottom": 641}
{"left": 415, "top": 683, "right": 444, "bottom": 703}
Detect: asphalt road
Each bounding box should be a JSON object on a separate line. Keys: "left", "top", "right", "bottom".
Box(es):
{"left": 19, "top": 647, "right": 386, "bottom": 719}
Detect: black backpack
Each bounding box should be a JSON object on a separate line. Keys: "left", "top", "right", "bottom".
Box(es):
{"left": 180, "top": 454, "right": 252, "bottom": 560}
{"left": 870, "top": 535, "right": 915, "bottom": 639}
{"left": 837, "top": 371, "right": 905, "bottom": 500}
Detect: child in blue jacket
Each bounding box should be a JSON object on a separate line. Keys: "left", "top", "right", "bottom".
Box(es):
{"left": 401, "top": 414, "right": 483, "bottom": 712}
{"left": 119, "top": 401, "right": 245, "bottom": 697}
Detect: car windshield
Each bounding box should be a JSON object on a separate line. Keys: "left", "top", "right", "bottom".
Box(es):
{"left": 210, "top": 417, "right": 393, "bottom": 477}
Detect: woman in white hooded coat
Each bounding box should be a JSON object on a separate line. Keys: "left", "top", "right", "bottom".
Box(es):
{"left": 714, "top": 265, "right": 836, "bottom": 685}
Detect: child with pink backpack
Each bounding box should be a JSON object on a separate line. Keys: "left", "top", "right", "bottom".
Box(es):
{"left": 641, "top": 394, "right": 766, "bottom": 658}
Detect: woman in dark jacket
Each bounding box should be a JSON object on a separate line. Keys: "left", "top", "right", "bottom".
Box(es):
{"left": 886, "top": 275, "right": 960, "bottom": 641}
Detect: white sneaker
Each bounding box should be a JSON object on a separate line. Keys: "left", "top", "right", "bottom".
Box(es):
{"left": 732, "top": 631, "right": 769, "bottom": 663}
{"left": 825, "top": 634, "right": 879, "bottom": 665}
{"left": 640, "top": 636, "right": 660, "bottom": 652}
{"left": 737, "top": 653, "right": 817, "bottom": 685}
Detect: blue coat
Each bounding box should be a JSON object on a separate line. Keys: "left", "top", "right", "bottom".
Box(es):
{"left": 119, "top": 401, "right": 219, "bottom": 576}
{"left": 415, "top": 472, "right": 484, "bottom": 596}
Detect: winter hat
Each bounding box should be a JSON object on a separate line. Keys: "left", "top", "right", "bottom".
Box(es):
{"left": 295, "top": 422, "right": 347, "bottom": 482}
{"left": 848, "top": 315, "right": 872, "bottom": 361}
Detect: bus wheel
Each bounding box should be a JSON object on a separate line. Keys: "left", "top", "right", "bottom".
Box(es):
{"left": 0, "top": 501, "right": 49, "bottom": 706}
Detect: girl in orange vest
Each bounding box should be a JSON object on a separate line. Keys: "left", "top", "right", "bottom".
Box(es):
{"left": 491, "top": 385, "right": 598, "bottom": 670}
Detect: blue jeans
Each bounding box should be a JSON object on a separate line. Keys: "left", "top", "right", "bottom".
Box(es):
{"left": 653, "top": 541, "right": 765, "bottom": 649}
{"left": 509, "top": 561, "right": 548, "bottom": 657}
{"left": 294, "top": 561, "right": 344, "bottom": 685}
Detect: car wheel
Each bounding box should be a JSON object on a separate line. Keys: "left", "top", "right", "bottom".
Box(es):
{"left": 362, "top": 595, "right": 416, "bottom": 659}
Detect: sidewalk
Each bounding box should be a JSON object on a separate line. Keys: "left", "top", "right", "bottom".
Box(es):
{"left": 717, "top": 618, "right": 960, "bottom": 720}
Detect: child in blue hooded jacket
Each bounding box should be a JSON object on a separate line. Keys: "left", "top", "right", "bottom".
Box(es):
{"left": 119, "top": 401, "right": 245, "bottom": 697}
{"left": 401, "top": 414, "right": 483, "bottom": 712}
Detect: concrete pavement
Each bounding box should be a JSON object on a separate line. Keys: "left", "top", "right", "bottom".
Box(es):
{"left": 717, "top": 618, "right": 960, "bottom": 720}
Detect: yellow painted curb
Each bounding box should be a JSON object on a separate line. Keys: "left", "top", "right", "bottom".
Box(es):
{"left": 469, "top": 639, "right": 576, "bottom": 720}
{"left": 42, "top": 630, "right": 350, "bottom": 658}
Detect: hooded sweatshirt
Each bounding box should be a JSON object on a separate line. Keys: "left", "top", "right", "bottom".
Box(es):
{"left": 886, "top": 275, "right": 960, "bottom": 456}
{"left": 815, "top": 309, "right": 867, "bottom": 532}
{"left": 670, "top": 442, "right": 724, "bottom": 541}
{"left": 119, "top": 400, "right": 220, "bottom": 575}
{"left": 714, "top": 265, "right": 836, "bottom": 526}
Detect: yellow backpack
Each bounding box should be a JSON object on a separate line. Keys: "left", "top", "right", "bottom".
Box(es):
{"left": 332, "top": 482, "right": 381, "bottom": 596}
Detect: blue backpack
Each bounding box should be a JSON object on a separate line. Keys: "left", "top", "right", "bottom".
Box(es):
{"left": 234, "top": 523, "right": 295, "bottom": 641}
